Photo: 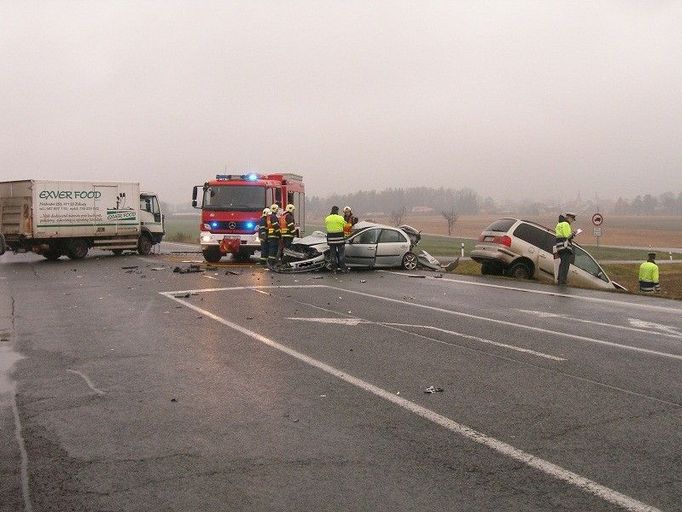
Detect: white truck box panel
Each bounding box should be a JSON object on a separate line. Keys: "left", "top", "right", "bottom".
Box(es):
{"left": 1, "top": 180, "right": 141, "bottom": 239}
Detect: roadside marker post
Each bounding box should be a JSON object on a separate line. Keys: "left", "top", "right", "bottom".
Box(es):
{"left": 461, "top": 243, "right": 464, "bottom": 257}
{"left": 592, "top": 213, "right": 604, "bottom": 247}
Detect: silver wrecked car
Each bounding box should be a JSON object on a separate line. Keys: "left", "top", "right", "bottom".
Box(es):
{"left": 279, "top": 221, "right": 421, "bottom": 272}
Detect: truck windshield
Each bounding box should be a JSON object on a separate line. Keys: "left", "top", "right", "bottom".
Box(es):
{"left": 203, "top": 185, "right": 265, "bottom": 211}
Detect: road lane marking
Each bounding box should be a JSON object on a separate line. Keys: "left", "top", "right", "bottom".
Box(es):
{"left": 384, "top": 323, "right": 566, "bottom": 361}
{"left": 163, "top": 284, "right": 682, "bottom": 361}
{"left": 380, "top": 270, "right": 682, "bottom": 314}
{"left": 329, "top": 286, "right": 682, "bottom": 361}
{"left": 66, "top": 369, "right": 105, "bottom": 396}
{"left": 160, "top": 291, "right": 662, "bottom": 512}
{"left": 287, "top": 317, "right": 565, "bottom": 361}
{"left": 518, "top": 310, "right": 682, "bottom": 340}
{"left": 628, "top": 319, "right": 682, "bottom": 337}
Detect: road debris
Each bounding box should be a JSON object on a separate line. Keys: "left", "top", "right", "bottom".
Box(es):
{"left": 173, "top": 264, "right": 203, "bottom": 274}
{"left": 150, "top": 267, "right": 165, "bottom": 271}
{"left": 423, "top": 386, "right": 444, "bottom": 394}
{"left": 121, "top": 265, "right": 139, "bottom": 270}
{"left": 225, "top": 269, "right": 241, "bottom": 275}
{"left": 409, "top": 275, "right": 426, "bottom": 278}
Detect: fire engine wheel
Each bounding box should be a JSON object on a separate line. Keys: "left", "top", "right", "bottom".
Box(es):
{"left": 137, "top": 234, "right": 153, "bottom": 255}
{"left": 234, "top": 250, "right": 252, "bottom": 262}
{"left": 402, "top": 251, "right": 418, "bottom": 270}
{"left": 203, "top": 247, "right": 222, "bottom": 263}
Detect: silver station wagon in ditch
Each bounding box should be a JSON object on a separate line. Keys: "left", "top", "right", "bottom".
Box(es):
{"left": 470, "top": 218, "right": 626, "bottom": 291}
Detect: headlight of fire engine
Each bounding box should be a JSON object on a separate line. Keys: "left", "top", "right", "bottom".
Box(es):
{"left": 202, "top": 223, "right": 211, "bottom": 230}
{"left": 201, "top": 234, "right": 212, "bottom": 242}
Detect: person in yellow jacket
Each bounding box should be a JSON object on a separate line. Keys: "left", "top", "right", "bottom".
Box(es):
{"left": 639, "top": 252, "right": 660, "bottom": 293}
{"left": 325, "top": 205, "right": 348, "bottom": 273}
{"left": 554, "top": 212, "right": 576, "bottom": 285}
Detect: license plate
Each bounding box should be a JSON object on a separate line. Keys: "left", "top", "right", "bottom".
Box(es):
{"left": 223, "top": 235, "right": 240, "bottom": 240}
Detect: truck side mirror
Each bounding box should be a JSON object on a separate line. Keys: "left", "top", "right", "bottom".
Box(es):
{"left": 192, "top": 186, "right": 198, "bottom": 208}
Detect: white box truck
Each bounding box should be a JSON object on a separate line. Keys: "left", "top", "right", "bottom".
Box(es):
{"left": 0, "top": 180, "right": 164, "bottom": 259}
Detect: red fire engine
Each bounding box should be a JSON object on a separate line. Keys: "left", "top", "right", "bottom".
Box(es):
{"left": 192, "top": 173, "right": 305, "bottom": 263}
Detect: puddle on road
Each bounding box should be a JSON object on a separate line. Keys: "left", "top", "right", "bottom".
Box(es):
{"left": 0, "top": 344, "right": 24, "bottom": 406}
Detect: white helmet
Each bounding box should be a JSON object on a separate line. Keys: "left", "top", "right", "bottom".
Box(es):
{"left": 262, "top": 208, "right": 271, "bottom": 216}
{"left": 270, "top": 203, "right": 279, "bottom": 212}
{"left": 285, "top": 204, "right": 295, "bottom": 212}
{"left": 343, "top": 206, "right": 352, "bottom": 213}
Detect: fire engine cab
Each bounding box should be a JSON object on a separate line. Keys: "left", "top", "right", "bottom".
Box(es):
{"left": 192, "top": 173, "right": 305, "bottom": 263}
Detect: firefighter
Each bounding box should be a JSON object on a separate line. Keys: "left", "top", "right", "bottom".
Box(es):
{"left": 639, "top": 252, "right": 661, "bottom": 293}
{"left": 258, "top": 207, "right": 271, "bottom": 265}
{"left": 342, "top": 206, "right": 357, "bottom": 238}
{"left": 554, "top": 212, "right": 576, "bottom": 286}
{"left": 281, "top": 204, "right": 297, "bottom": 252}
{"left": 266, "top": 207, "right": 281, "bottom": 267}
{"left": 325, "top": 205, "right": 348, "bottom": 273}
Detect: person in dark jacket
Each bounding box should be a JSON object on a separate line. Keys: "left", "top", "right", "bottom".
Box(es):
{"left": 266, "top": 207, "right": 281, "bottom": 268}
{"left": 281, "top": 204, "right": 297, "bottom": 252}
{"left": 258, "top": 208, "right": 270, "bottom": 265}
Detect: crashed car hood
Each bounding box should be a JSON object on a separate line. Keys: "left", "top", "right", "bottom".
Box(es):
{"left": 294, "top": 230, "right": 328, "bottom": 249}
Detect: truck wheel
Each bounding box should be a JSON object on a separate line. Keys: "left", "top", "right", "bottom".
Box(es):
{"left": 203, "top": 247, "right": 222, "bottom": 263}
{"left": 0, "top": 233, "right": 5, "bottom": 256}
{"left": 43, "top": 249, "right": 62, "bottom": 261}
{"left": 137, "top": 234, "right": 153, "bottom": 255}
{"left": 66, "top": 239, "right": 89, "bottom": 260}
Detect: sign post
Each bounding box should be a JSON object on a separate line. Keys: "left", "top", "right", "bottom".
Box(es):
{"left": 591, "top": 213, "right": 604, "bottom": 247}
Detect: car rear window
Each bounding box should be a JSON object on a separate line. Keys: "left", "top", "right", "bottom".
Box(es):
{"left": 513, "top": 223, "right": 555, "bottom": 253}
{"left": 484, "top": 219, "right": 516, "bottom": 232}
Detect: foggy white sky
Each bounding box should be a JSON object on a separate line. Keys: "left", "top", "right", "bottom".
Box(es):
{"left": 2, "top": 1, "right": 681, "bottom": 205}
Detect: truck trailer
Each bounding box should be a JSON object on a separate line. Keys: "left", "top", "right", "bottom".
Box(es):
{"left": 0, "top": 180, "right": 164, "bottom": 259}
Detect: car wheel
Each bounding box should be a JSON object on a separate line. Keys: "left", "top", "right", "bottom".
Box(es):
{"left": 508, "top": 261, "right": 532, "bottom": 279}
{"left": 402, "top": 251, "right": 418, "bottom": 270}
{"left": 481, "top": 261, "right": 502, "bottom": 275}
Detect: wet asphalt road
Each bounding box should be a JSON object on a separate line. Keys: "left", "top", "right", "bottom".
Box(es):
{"left": 0, "top": 244, "right": 681, "bottom": 512}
